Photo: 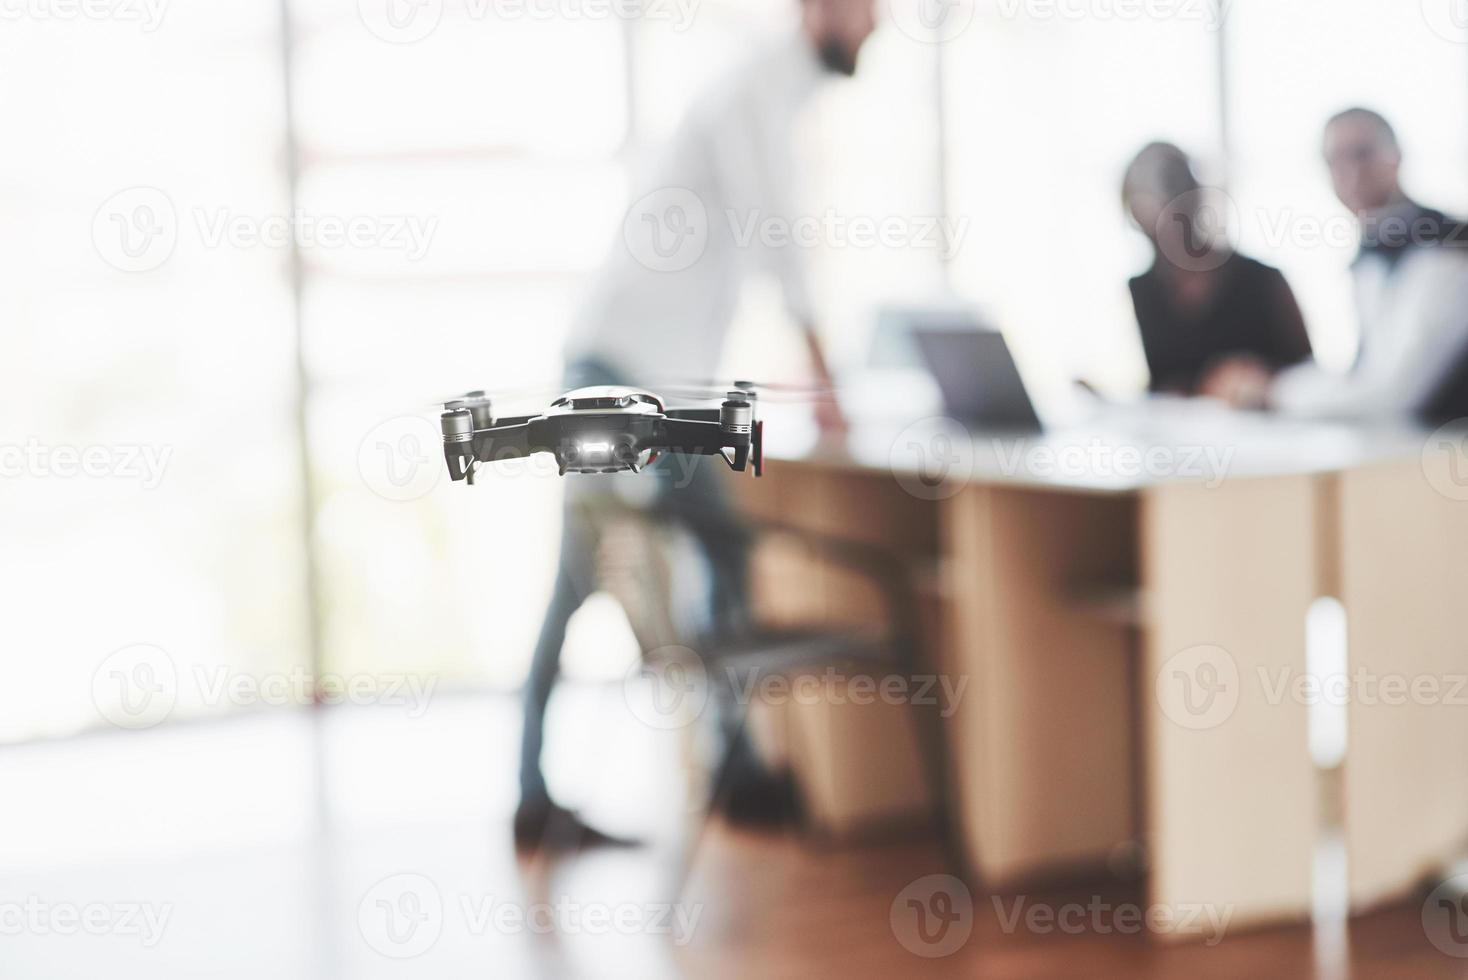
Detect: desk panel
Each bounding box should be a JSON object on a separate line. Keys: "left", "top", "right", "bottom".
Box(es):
{"left": 942, "top": 485, "right": 1138, "bottom": 883}
{"left": 1339, "top": 458, "right": 1468, "bottom": 908}
{"left": 1142, "top": 476, "right": 1318, "bottom": 931}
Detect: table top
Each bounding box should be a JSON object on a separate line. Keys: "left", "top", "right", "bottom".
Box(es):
{"left": 761, "top": 401, "right": 1440, "bottom": 495}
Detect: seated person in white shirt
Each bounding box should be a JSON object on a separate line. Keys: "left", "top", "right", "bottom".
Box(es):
{"left": 1206, "top": 108, "right": 1468, "bottom": 421}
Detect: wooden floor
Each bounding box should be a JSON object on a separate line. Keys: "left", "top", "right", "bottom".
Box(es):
{"left": 679, "top": 829, "right": 1467, "bottom": 980}
{"left": 0, "top": 695, "right": 1462, "bottom": 979}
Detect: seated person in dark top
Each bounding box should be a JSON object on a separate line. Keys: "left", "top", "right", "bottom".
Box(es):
{"left": 1122, "top": 142, "right": 1314, "bottom": 401}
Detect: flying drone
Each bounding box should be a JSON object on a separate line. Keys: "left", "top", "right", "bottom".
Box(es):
{"left": 439, "top": 385, "right": 766, "bottom": 483}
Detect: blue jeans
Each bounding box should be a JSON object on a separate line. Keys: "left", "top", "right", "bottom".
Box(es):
{"left": 518, "top": 360, "right": 751, "bottom": 805}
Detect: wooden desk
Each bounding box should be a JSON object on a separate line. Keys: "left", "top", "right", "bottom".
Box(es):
{"left": 734, "top": 409, "right": 1468, "bottom": 936}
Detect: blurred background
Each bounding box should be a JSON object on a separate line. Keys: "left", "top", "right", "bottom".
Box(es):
{"left": 4, "top": 1, "right": 1468, "bottom": 977}
{"left": 6, "top": 0, "right": 1466, "bottom": 738}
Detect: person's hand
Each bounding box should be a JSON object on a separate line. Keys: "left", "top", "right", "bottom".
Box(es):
{"left": 1199, "top": 357, "right": 1273, "bottom": 410}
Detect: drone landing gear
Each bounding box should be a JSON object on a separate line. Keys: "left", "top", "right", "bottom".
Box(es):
{"left": 718, "top": 420, "right": 763, "bottom": 476}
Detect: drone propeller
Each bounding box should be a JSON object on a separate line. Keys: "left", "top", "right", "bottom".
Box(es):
{"left": 652, "top": 379, "right": 841, "bottom": 404}
{"left": 653, "top": 377, "right": 838, "bottom": 392}
{"left": 415, "top": 385, "right": 564, "bottom": 415}
{"left": 421, "top": 378, "right": 839, "bottom": 414}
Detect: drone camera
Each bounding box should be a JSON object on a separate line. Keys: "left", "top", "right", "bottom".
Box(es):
{"left": 558, "top": 433, "right": 644, "bottom": 474}
{"left": 566, "top": 440, "right": 611, "bottom": 470}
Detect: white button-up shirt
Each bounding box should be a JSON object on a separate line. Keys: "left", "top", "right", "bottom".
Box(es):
{"left": 566, "top": 34, "right": 823, "bottom": 384}
{"left": 1274, "top": 227, "right": 1468, "bottom": 420}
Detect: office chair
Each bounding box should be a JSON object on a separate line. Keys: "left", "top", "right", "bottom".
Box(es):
{"left": 569, "top": 489, "right": 954, "bottom": 893}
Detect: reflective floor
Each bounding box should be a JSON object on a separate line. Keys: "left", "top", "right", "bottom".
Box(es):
{"left": 0, "top": 693, "right": 1462, "bottom": 979}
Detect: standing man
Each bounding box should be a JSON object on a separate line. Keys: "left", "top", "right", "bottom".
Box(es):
{"left": 1207, "top": 108, "right": 1468, "bottom": 419}
{"left": 515, "top": 0, "right": 877, "bottom": 849}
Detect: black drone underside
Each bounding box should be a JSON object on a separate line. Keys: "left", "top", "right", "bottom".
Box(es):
{"left": 440, "top": 386, "right": 763, "bottom": 483}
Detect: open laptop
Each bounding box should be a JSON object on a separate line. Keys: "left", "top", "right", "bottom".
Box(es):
{"left": 913, "top": 327, "right": 1044, "bottom": 432}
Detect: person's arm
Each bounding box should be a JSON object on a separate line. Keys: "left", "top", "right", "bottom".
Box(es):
{"left": 763, "top": 163, "right": 844, "bottom": 430}
{"left": 1198, "top": 267, "right": 1313, "bottom": 408}
{"left": 729, "top": 57, "right": 848, "bottom": 433}
{"left": 798, "top": 319, "right": 846, "bottom": 432}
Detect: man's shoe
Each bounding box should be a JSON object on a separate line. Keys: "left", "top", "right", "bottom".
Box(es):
{"left": 718, "top": 767, "right": 803, "bottom": 829}
{"left": 512, "top": 799, "right": 640, "bottom": 852}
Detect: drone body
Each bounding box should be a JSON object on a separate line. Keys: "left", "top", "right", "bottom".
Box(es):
{"left": 441, "top": 386, "right": 763, "bottom": 483}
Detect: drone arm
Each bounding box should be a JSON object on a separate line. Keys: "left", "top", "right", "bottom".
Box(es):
{"left": 659, "top": 417, "right": 761, "bottom": 474}
{"left": 663, "top": 407, "right": 721, "bottom": 423}
{"left": 443, "top": 415, "right": 543, "bottom": 482}
{"left": 472, "top": 419, "right": 547, "bottom": 463}
{"left": 659, "top": 418, "right": 731, "bottom": 455}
